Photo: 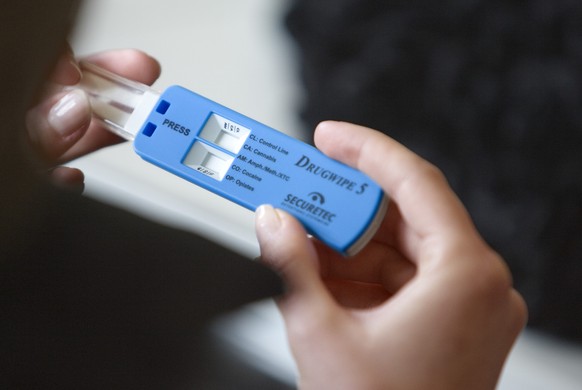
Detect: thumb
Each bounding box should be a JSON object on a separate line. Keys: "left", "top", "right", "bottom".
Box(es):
{"left": 26, "top": 89, "right": 92, "bottom": 163}
{"left": 255, "top": 205, "right": 335, "bottom": 317}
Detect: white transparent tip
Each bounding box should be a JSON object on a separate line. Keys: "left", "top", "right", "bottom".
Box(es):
{"left": 77, "top": 61, "right": 159, "bottom": 140}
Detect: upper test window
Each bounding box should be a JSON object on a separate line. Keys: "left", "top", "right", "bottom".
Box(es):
{"left": 199, "top": 114, "right": 250, "bottom": 154}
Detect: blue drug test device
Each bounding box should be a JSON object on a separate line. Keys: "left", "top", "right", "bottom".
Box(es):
{"left": 77, "top": 62, "right": 388, "bottom": 256}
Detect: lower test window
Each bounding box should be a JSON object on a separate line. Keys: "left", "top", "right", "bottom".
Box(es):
{"left": 183, "top": 141, "right": 234, "bottom": 180}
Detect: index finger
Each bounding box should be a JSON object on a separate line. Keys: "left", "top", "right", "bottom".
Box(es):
{"left": 314, "top": 121, "right": 477, "bottom": 240}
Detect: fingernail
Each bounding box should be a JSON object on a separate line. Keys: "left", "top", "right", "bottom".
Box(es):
{"left": 48, "top": 89, "right": 90, "bottom": 137}
{"left": 256, "top": 205, "right": 282, "bottom": 234}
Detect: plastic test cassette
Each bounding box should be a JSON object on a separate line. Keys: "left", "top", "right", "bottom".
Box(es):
{"left": 77, "top": 62, "right": 388, "bottom": 256}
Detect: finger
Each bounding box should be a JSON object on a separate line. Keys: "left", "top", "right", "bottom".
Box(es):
{"left": 49, "top": 166, "right": 85, "bottom": 194}
{"left": 26, "top": 89, "right": 92, "bottom": 162}
{"left": 255, "top": 205, "right": 337, "bottom": 318}
{"left": 84, "top": 49, "right": 161, "bottom": 85}
{"left": 50, "top": 44, "right": 82, "bottom": 86}
{"left": 324, "top": 279, "right": 391, "bottom": 309}
{"left": 318, "top": 241, "right": 416, "bottom": 295}
{"left": 314, "top": 121, "right": 480, "bottom": 256}
{"left": 26, "top": 45, "right": 85, "bottom": 159}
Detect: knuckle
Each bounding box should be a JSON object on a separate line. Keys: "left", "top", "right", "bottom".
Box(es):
{"left": 462, "top": 247, "right": 515, "bottom": 303}
{"left": 509, "top": 291, "right": 529, "bottom": 331}
{"left": 442, "top": 240, "right": 528, "bottom": 333}
{"left": 418, "top": 160, "right": 447, "bottom": 184}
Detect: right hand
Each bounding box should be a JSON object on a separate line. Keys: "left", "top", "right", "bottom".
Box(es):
{"left": 255, "top": 121, "right": 527, "bottom": 389}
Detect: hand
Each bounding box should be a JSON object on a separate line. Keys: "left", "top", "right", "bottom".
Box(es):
{"left": 255, "top": 121, "right": 527, "bottom": 389}
{"left": 26, "top": 47, "right": 160, "bottom": 191}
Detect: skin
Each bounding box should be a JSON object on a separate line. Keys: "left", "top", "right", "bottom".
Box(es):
{"left": 255, "top": 121, "right": 527, "bottom": 389}
{"left": 29, "top": 50, "right": 527, "bottom": 390}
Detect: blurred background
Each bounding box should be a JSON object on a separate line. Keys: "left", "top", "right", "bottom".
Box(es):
{"left": 70, "top": 0, "right": 582, "bottom": 388}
